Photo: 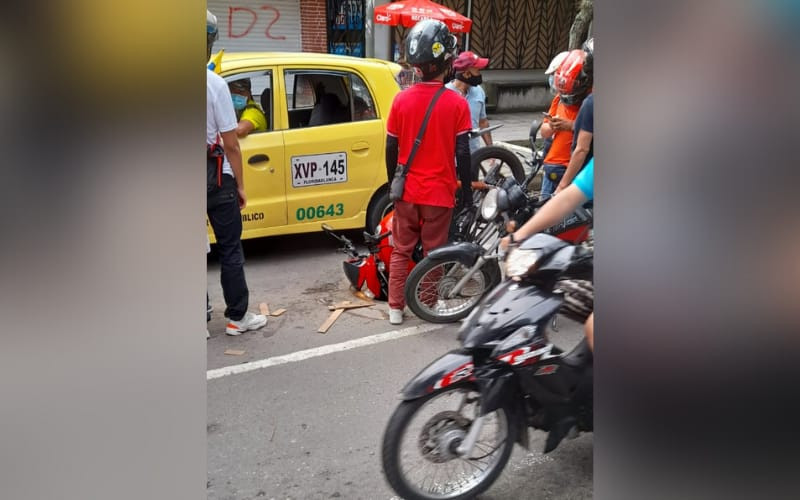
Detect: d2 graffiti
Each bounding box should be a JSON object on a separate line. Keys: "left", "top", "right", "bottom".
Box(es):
{"left": 227, "top": 5, "right": 286, "bottom": 40}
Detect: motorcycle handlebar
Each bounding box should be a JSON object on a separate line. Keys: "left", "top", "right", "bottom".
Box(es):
{"left": 468, "top": 123, "right": 503, "bottom": 139}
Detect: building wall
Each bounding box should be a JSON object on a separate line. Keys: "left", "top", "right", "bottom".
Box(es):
{"left": 207, "top": 1, "right": 302, "bottom": 52}
{"left": 300, "top": 0, "right": 328, "bottom": 53}
{"left": 391, "top": 0, "right": 576, "bottom": 70}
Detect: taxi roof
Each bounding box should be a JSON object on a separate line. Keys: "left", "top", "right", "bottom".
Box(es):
{"left": 220, "top": 52, "right": 402, "bottom": 73}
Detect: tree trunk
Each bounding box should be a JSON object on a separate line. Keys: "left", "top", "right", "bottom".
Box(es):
{"left": 569, "top": 0, "right": 593, "bottom": 50}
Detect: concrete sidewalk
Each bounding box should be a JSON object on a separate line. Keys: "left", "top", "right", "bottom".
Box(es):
{"left": 487, "top": 111, "right": 544, "bottom": 144}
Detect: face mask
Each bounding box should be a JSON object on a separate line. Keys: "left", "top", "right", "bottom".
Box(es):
{"left": 456, "top": 73, "right": 482, "bottom": 86}
{"left": 231, "top": 94, "right": 247, "bottom": 111}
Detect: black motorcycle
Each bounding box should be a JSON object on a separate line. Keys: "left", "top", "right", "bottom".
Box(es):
{"left": 382, "top": 233, "right": 593, "bottom": 500}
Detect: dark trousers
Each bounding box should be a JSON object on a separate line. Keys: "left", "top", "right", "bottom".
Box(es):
{"left": 207, "top": 174, "right": 248, "bottom": 321}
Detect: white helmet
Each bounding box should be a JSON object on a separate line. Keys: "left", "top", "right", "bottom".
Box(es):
{"left": 545, "top": 51, "right": 569, "bottom": 75}
{"left": 207, "top": 10, "right": 218, "bottom": 58}
{"left": 546, "top": 51, "right": 569, "bottom": 94}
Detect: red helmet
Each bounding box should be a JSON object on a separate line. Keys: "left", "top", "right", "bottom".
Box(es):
{"left": 553, "top": 49, "right": 591, "bottom": 105}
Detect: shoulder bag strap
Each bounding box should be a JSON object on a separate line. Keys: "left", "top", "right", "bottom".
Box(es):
{"left": 403, "top": 85, "right": 447, "bottom": 174}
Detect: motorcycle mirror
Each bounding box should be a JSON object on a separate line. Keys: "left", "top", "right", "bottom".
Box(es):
{"left": 528, "top": 119, "right": 542, "bottom": 139}
{"left": 529, "top": 119, "right": 543, "bottom": 157}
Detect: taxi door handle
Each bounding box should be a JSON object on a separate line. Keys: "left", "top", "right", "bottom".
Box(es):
{"left": 248, "top": 154, "right": 269, "bottom": 164}
{"left": 351, "top": 142, "right": 370, "bottom": 152}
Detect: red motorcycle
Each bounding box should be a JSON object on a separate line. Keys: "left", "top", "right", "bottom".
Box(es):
{"left": 321, "top": 211, "right": 414, "bottom": 301}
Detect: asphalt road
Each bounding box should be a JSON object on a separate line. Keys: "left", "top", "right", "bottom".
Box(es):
{"left": 207, "top": 231, "right": 592, "bottom": 500}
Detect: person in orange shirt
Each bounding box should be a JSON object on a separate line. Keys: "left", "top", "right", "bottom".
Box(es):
{"left": 540, "top": 49, "right": 592, "bottom": 199}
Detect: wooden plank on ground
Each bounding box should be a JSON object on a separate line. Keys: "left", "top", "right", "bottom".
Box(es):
{"left": 318, "top": 308, "right": 344, "bottom": 334}
{"left": 259, "top": 303, "right": 270, "bottom": 316}
{"left": 327, "top": 301, "right": 374, "bottom": 311}
{"left": 271, "top": 308, "right": 287, "bottom": 317}
{"left": 224, "top": 349, "right": 246, "bottom": 356}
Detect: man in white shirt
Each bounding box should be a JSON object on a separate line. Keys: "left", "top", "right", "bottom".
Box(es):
{"left": 206, "top": 10, "right": 267, "bottom": 336}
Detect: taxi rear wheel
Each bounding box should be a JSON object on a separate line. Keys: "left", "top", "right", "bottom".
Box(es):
{"left": 366, "top": 190, "right": 392, "bottom": 233}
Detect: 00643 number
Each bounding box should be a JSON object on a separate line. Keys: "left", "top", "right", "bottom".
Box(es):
{"left": 296, "top": 203, "right": 344, "bottom": 221}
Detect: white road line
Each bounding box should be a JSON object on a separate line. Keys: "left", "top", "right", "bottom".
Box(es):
{"left": 207, "top": 323, "right": 443, "bottom": 380}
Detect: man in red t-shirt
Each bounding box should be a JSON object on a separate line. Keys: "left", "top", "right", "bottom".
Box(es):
{"left": 385, "top": 20, "right": 473, "bottom": 325}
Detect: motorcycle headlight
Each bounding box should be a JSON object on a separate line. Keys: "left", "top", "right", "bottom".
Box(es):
{"left": 504, "top": 247, "right": 542, "bottom": 278}
{"left": 480, "top": 189, "right": 499, "bottom": 221}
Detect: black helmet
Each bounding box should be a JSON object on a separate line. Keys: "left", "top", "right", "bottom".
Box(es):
{"left": 207, "top": 10, "right": 219, "bottom": 59}
{"left": 229, "top": 78, "right": 252, "bottom": 93}
{"left": 404, "top": 20, "right": 457, "bottom": 81}
{"left": 581, "top": 37, "right": 594, "bottom": 81}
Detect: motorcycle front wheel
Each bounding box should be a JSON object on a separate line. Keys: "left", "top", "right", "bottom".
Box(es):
{"left": 382, "top": 383, "right": 518, "bottom": 500}
{"left": 471, "top": 145, "right": 525, "bottom": 184}
{"left": 405, "top": 256, "right": 499, "bottom": 323}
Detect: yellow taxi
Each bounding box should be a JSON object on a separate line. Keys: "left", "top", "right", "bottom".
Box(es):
{"left": 210, "top": 52, "right": 403, "bottom": 241}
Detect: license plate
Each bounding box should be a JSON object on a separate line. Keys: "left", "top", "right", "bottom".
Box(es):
{"left": 291, "top": 152, "right": 347, "bottom": 188}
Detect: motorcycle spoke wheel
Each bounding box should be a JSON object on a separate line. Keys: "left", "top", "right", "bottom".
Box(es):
{"left": 383, "top": 384, "right": 513, "bottom": 500}
{"left": 411, "top": 261, "right": 486, "bottom": 321}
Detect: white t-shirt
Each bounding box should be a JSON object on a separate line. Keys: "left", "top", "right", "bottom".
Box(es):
{"left": 207, "top": 69, "right": 237, "bottom": 177}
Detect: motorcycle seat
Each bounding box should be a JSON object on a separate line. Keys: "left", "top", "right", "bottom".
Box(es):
{"left": 561, "top": 338, "right": 592, "bottom": 368}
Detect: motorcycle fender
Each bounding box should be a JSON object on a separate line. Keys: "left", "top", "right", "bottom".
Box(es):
{"left": 342, "top": 259, "right": 364, "bottom": 289}
{"left": 425, "top": 241, "right": 485, "bottom": 266}
{"left": 399, "top": 351, "right": 474, "bottom": 401}
{"left": 477, "top": 369, "right": 517, "bottom": 415}
{"left": 477, "top": 370, "right": 529, "bottom": 449}
{"left": 343, "top": 257, "right": 382, "bottom": 298}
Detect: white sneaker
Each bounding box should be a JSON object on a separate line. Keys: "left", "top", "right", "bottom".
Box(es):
{"left": 226, "top": 312, "right": 268, "bottom": 336}
{"left": 389, "top": 308, "right": 404, "bottom": 325}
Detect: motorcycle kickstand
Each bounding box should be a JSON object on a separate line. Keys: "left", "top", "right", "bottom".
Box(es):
{"left": 444, "top": 256, "right": 487, "bottom": 300}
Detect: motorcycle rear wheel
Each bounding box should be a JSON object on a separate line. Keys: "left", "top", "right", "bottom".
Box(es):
{"left": 405, "top": 256, "right": 499, "bottom": 323}
{"left": 382, "top": 383, "right": 518, "bottom": 500}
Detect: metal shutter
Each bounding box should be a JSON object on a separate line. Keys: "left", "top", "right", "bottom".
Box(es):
{"left": 208, "top": 1, "right": 301, "bottom": 53}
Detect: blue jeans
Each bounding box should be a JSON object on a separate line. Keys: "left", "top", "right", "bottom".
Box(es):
{"left": 541, "top": 164, "right": 567, "bottom": 199}
{"left": 207, "top": 174, "right": 249, "bottom": 321}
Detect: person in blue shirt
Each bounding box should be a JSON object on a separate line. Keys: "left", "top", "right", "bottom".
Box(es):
{"left": 500, "top": 158, "right": 594, "bottom": 349}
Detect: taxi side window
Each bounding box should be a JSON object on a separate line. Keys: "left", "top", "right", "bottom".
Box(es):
{"left": 351, "top": 74, "right": 377, "bottom": 121}
{"left": 224, "top": 70, "right": 273, "bottom": 133}
{"left": 286, "top": 70, "right": 362, "bottom": 129}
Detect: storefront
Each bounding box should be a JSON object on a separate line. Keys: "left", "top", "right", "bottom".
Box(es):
{"left": 327, "top": 0, "right": 367, "bottom": 57}
{"left": 209, "top": 0, "right": 575, "bottom": 70}
{"left": 208, "top": 0, "right": 577, "bottom": 110}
